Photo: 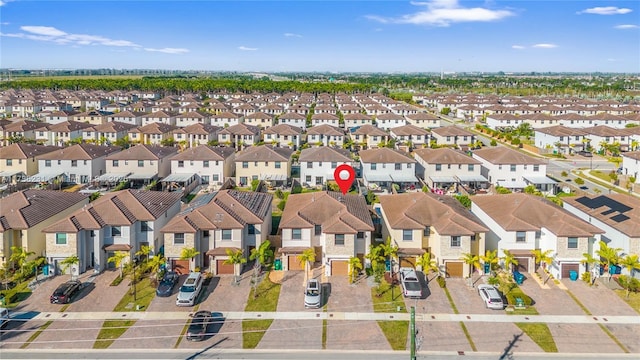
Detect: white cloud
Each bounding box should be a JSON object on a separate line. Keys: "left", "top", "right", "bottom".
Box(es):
{"left": 607, "top": 58, "right": 617, "bottom": 62}
{"left": 21, "top": 26, "right": 67, "bottom": 37}
{"left": 284, "top": 33, "right": 302, "bottom": 38}
{"left": 366, "top": 0, "right": 514, "bottom": 27}
{"left": 579, "top": 7, "right": 632, "bottom": 15}
{"left": 144, "top": 47, "right": 189, "bottom": 54}
{"left": 1, "top": 22, "right": 9, "bottom": 26}
{"left": 511, "top": 45, "right": 525, "bottom": 49}
{"left": 238, "top": 46, "right": 258, "bottom": 51}
{"left": 532, "top": 43, "right": 557, "bottom": 49}
{"left": 615, "top": 24, "right": 639, "bottom": 29}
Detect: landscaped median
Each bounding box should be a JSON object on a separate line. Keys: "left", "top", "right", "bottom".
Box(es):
{"left": 242, "top": 274, "right": 281, "bottom": 348}
{"left": 371, "top": 280, "right": 409, "bottom": 350}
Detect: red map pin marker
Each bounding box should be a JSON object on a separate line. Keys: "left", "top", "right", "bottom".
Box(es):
{"left": 334, "top": 164, "right": 355, "bottom": 195}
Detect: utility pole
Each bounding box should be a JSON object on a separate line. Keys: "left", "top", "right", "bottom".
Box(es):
{"left": 410, "top": 306, "right": 416, "bottom": 360}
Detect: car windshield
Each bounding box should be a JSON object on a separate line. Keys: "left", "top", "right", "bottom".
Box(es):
{"left": 53, "top": 287, "right": 66, "bottom": 296}
{"left": 160, "top": 279, "right": 172, "bottom": 286}
{"left": 490, "top": 298, "right": 502, "bottom": 302}
{"left": 181, "top": 285, "right": 195, "bottom": 292}
{"left": 306, "top": 289, "right": 319, "bottom": 296}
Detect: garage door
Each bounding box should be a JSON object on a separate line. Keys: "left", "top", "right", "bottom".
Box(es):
{"left": 561, "top": 263, "right": 579, "bottom": 279}
{"left": 515, "top": 257, "right": 530, "bottom": 272}
{"left": 445, "top": 262, "right": 463, "bottom": 278}
{"left": 288, "top": 255, "right": 304, "bottom": 271}
{"left": 172, "top": 259, "right": 190, "bottom": 275}
{"left": 216, "top": 259, "right": 234, "bottom": 275}
{"left": 331, "top": 260, "right": 349, "bottom": 276}
{"left": 400, "top": 256, "right": 416, "bottom": 268}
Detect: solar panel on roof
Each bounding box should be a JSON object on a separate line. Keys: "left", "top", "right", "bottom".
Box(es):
{"left": 178, "top": 192, "right": 216, "bottom": 216}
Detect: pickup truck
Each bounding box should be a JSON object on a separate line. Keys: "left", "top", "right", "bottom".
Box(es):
{"left": 399, "top": 267, "right": 422, "bottom": 298}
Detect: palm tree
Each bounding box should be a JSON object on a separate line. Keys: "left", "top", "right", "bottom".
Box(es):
{"left": 501, "top": 250, "right": 519, "bottom": 273}
{"left": 480, "top": 249, "right": 500, "bottom": 275}
{"left": 416, "top": 252, "right": 439, "bottom": 280}
{"left": 180, "top": 247, "right": 200, "bottom": 272}
{"left": 596, "top": 240, "right": 621, "bottom": 274}
{"left": 135, "top": 245, "right": 152, "bottom": 261}
{"left": 146, "top": 254, "right": 166, "bottom": 284}
{"left": 108, "top": 251, "right": 128, "bottom": 279}
{"left": 365, "top": 243, "right": 386, "bottom": 284}
{"left": 348, "top": 256, "right": 363, "bottom": 284}
{"left": 59, "top": 255, "right": 80, "bottom": 279}
{"left": 249, "top": 240, "right": 274, "bottom": 270}
{"left": 530, "top": 249, "right": 554, "bottom": 284}
{"left": 9, "top": 246, "right": 35, "bottom": 278}
{"left": 297, "top": 248, "right": 315, "bottom": 282}
{"left": 460, "top": 252, "right": 482, "bottom": 282}
{"left": 631, "top": 139, "right": 639, "bottom": 152}
{"left": 617, "top": 275, "right": 639, "bottom": 299}
{"left": 619, "top": 254, "right": 640, "bottom": 278}
{"left": 224, "top": 248, "right": 247, "bottom": 279}
{"left": 381, "top": 237, "right": 399, "bottom": 274}
{"left": 581, "top": 252, "right": 601, "bottom": 276}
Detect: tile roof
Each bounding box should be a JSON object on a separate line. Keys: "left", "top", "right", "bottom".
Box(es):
{"left": 279, "top": 191, "right": 374, "bottom": 234}
{"left": 105, "top": 144, "right": 178, "bottom": 161}
{"left": 306, "top": 124, "right": 344, "bottom": 136}
{"left": 0, "top": 144, "right": 62, "bottom": 159}
{"left": 472, "top": 146, "right": 546, "bottom": 165}
{"left": 46, "top": 120, "right": 94, "bottom": 132}
{"left": 431, "top": 125, "right": 474, "bottom": 137}
{"left": 262, "top": 123, "right": 303, "bottom": 135}
{"left": 378, "top": 192, "right": 487, "bottom": 236}
{"left": 38, "top": 144, "right": 121, "bottom": 160}
{"left": 359, "top": 147, "right": 415, "bottom": 164}
{"left": 390, "top": 124, "right": 430, "bottom": 136}
{"left": 472, "top": 193, "right": 603, "bottom": 237}
{"left": 299, "top": 146, "right": 352, "bottom": 162}
{"left": 170, "top": 145, "right": 235, "bottom": 161}
{"left": 218, "top": 123, "right": 260, "bottom": 135}
{"left": 91, "top": 121, "right": 138, "bottom": 133}
{"left": 563, "top": 194, "right": 640, "bottom": 237}
{"left": 234, "top": 145, "right": 293, "bottom": 162}
{"left": 534, "top": 125, "right": 588, "bottom": 137}
{"left": 174, "top": 123, "right": 220, "bottom": 135}
{"left": 129, "top": 122, "right": 178, "bottom": 134}
{"left": 0, "top": 190, "right": 87, "bottom": 231}
{"left": 413, "top": 148, "right": 481, "bottom": 165}
{"left": 351, "top": 124, "right": 388, "bottom": 136}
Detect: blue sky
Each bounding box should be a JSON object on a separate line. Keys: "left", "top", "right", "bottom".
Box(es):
{"left": 1, "top": 0, "right": 638, "bottom": 72}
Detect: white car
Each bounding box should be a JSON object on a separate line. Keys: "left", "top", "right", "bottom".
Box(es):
{"left": 176, "top": 272, "right": 203, "bottom": 307}
{"left": 399, "top": 267, "right": 422, "bottom": 298}
{"left": 0, "top": 307, "right": 9, "bottom": 328}
{"left": 477, "top": 284, "right": 504, "bottom": 310}
{"left": 304, "top": 279, "right": 321, "bottom": 309}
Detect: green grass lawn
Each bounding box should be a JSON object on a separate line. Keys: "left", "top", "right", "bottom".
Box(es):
{"left": 93, "top": 277, "right": 156, "bottom": 349}
{"left": 242, "top": 275, "right": 281, "bottom": 349}
{"left": 0, "top": 281, "right": 32, "bottom": 308}
{"left": 371, "top": 284, "right": 409, "bottom": 350}
{"left": 613, "top": 290, "right": 640, "bottom": 315}
{"left": 514, "top": 322, "right": 558, "bottom": 352}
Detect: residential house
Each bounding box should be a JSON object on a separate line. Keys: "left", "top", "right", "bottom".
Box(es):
{"left": 378, "top": 192, "right": 488, "bottom": 276}
{"left": 128, "top": 122, "right": 178, "bottom": 145}
{"left": 405, "top": 112, "right": 441, "bottom": 129}
{"left": 3, "top": 120, "right": 48, "bottom": 145}
{"left": 175, "top": 111, "right": 210, "bottom": 127}
{"left": 43, "top": 110, "right": 78, "bottom": 125}
{"left": 430, "top": 126, "right": 476, "bottom": 149}
{"left": 69, "top": 110, "right": 107, "bottom": 125}
{"left": 37, "top": 144, "right": 120, "bottom": 184}
{"left": 173, "top": 124, "right": 220, "bottom": 147}
{"left": 306, "top": 124, "right": 345, "bottom": 147}
{"left": 278, "top": 191, "right": 374, "bottom": 276}
{"left": 389, "top": 124, "right": 430, "bottom": 149}
{"left": 211, "top": 111, "right": 243, "bottom": 127}
{"left": 471, "top": 194, "right": 603, "bottom": 279}
{"left": 83, "top": 121, "right": 137, "bottom": 144}
{"left": 217, "top": 123, "right": 260, "bottom": 150}
{"left": 169, "top": 145, "right": 235, "bottom": 188}
{"left": 534, "top": 126, "right": 590, "bottom": 155}
{"left": 299, "top": 147, "right": 353, "bottom": 187}
{"left": 359, "top": 148, "right": 418, "bottom": 190}
{"left": 310, "top": 113, "right": 340, "bottom": 128}
{"left": 235, "top": 145, "right": 293, "bottom": 187}
{"left": 104, "top": 144, "right": 178, "bottom": 187}
{"left": 0, "top": 144, "right": 61, "bottom": 184}
{"left": 413, "top": 148, "right": 486, "bottom": 192}
{"left": 278, "top": 112, "right": 307, "bottom": 130}
{"left": 262, "top": 123, "right": 303, "bottom": 150}
{"left": 349, "top": 124, "right": 389, "bottom": 150}
{"left": 1, "top": 190, "right": 88, "bottom": 269}
{"left": 42, "top": 190, "right": 181, "bottom": 275}
{"left": 343, "top": 113, "right": 374, "bottom": 130}
{"left": 141, "top": 111, "right": 178, "bottom": 126}
{"left": 621, "top": 151, "right": 640, "bottom": 181}
{"left": 104, "top": 110, "right": 144, "bottom": 126}
{"left": 243, "top": 111, "right": 275, "bottom": 129}
{"left": 160, "top": 190, "right": 271, "bottom": 274}
{"left": 583, "top": 125, "right": 629, "bottom": 153}
{"left": 44, "top": 120, "right": 94, "bottom": 146}
{"left": 485, "top": 113, "right": 523, "bottom": 130}
{"left": 375, "top": 113, "right": 406, "bottom": 130}
{"left": 563, "top": 194, "right": 640, "bottom": 277}
{"left": 472, "top": 147, "right": 554, "bottom": 193}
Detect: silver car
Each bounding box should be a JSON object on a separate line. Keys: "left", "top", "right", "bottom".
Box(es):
{"left": 304, "top": 279, "right": 321, "bottom": 309}
{"left": 477, "top": 284, "right": 504, "bottom": 310}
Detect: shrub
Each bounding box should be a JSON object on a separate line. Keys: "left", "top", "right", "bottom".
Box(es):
{"left": 561, "top": 171, "right": 568, "bottom": 177}
{"left": 274, "top": 189, "right": 284, "bottom": 199}
{"left": 422, "top": 185, "right": 429, "bottom": 193}
{"left": 581, "top": 272, "right": 591, "bottom": 284}
{"left": 505, "top": 291, "right": 533, "bottom": 306}
{"left": 574, "top": 177, "right": 584, "bottom": 185}
{"left": 495, "top": 186, "right": 512, "bottom": 194}
{"left": 490, "top": 139, "right": 497, "bottom": 146}
{"left": 251, "top": 179, "right": 260, "bottom": 191}
{"left": 436, "top": 276, "right": 446, "bottom": 288}
{"left": 89, "top": 192, "right": 102, "bottom": 202}
{"left": 277, "top": 200, "right": 286, "bottom": 211}
{"left": 291, "top": 184, "right": 302, "bottom": 194}
{"left": 454, "top": 194, "right": 471, "bottom": 209}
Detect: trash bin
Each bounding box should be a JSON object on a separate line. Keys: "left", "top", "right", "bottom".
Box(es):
{"left": 569, "top": 270, "right": 578, "bottom": 281}
{"left": 274, "top": 258, "right": 282, "bottom": 271}
{"left": 42, "top": 264, "right": 49, "bottom": 277}
{"left": 513, "top": 271, "right": 524, "bottom": 285}
{"left": 484, "top": 263, "right": 490, "bottom": 274}
{"left": 385, "top": 260, "right": 391, "bottom": 272}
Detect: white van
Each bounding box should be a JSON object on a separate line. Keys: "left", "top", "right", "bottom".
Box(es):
{"left": 176, "top": 272, "right": 203, "bottom": 307}
{"left": 0, "top": 307, "right": 9, "bottom": 328}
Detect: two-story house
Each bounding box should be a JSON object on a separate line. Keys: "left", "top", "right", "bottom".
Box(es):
{"left": 375, "top": 113, "right": 406, "bottom": 130}
{"left": 413, "top": 148, "right": 487, "bottom": 192}
{"left": 349, "top": 124, "right": 389, "bottom": 150}
{"left": 299, "top": 147, "right": 353, "bottom": 187}
{"left": 472, "top": 193, "right": 603, "bottom": 279}
{"left": 583, "top": 125, "right": 629, "bottom": 153}
{"left": 0, "top": 144, "right": 62, "bottom": 184}
{"left": 128, "top": 122, "right": 178, "bottom": 145}
{"left": 218, "top": 123, "right": 260, "bottom": 150}
{"left": 430, "top": 126, "right": 476, "bottom": 149}
{"left": 378, "top": 192, "right": 488, "bottom": 277}
{"left": 621, "top": 151, "right": 640, "bottom": 181}
{"left": 37, "top": 144, "right": 120, "bottom": 184}
{"left": 262, "top": 123, "right": 303, "bottom": 150}
{"left": 160, "top": 190, "right": 272, "bottom": 274}
{"left": 44, "top": 120, "right": 94, "bottom": 146}
{"left": 359, "top": 148, "right": 418, "bottom": 190}
{"left": 43, "top": 190, "right": 181, "bottom": 275}
{"left": 278, "top": 191, "right": 374, "bottom": 276}
{"left": 306, "top": 124, "right": 345, "bottom": 147}
{"left": 405, "top": 112, "right": 441, "bottom": 129}
{"left": 389, "top": 124, "right": 430, "bottom": 149}
{"left": 83, "top": 121, "right": 137, "bottom": 144}
{"left": 169, "top": 145, "right": 235, "bottom": 188}
{"left": 310, "top": 113, "right": 340, "bottom": 128}
{"left": 211, "top": 111, "right": 243, "bottom": 128}
{"left": 173, "top": 123, "right": 220, "bottom": 147}
{"left": 243, "top": 111, "right": 275, "bottom": 129}
{"left": 175, "top": 111, "right": 210, "bottom": 127}
{"left": 1, "top": 190, "right": 88, "bottom": 269}
{"left": 277, "top": 112, "right": 307, "bottom": 130}
{"left": 534, "top": 125, "right": 590, "bottom": 155}
{"left": 104, "top": 144, "right": 178, "bottom": 188}
{"left": 104, "top": 110, "right": 144, "bottom": 126}
{"left": 235, "top": 145, "right": 293, "bottom": 187}
{"left": 343, "top": 113, "right": 374, "bottom": 130}
{"left": 141, "top": 110, "right": 178, "bottom": 126}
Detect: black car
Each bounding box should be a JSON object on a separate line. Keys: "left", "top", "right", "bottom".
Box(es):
{"left": 186, "top": 310, "right": 212, "bottom": 342}
{"left": 50, "top": 280, "right": 82, "bottom": 304}
{"left": 156, "top": 271, "right": 179, "bottom": 297}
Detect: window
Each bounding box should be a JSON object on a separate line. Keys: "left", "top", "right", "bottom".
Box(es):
{"left": 370, "top": 163, "right": 377, "bottom": 170}
{"left": 568, "top": 237, "right": 578, "bottom": 249}
{"left": 248, "top": 224, "right": 256, "bottom": 235}
{"left": 516, "top": 231, "right": 526, "bottom": 242}
{"left": 535, "top": 231, "right": 541, "bottom": 239}
{"left": 71, "top": 160, "right": 77, "bottom": 167}
{"left": 203, "top": 230, "right": 210, "bottom": 237}
{"left": 275, "top": 161, "right": 281, "bottom": 169}
{"left": 307, "top": 162, "right": 313, "bottom": 169}
{"left": 138, "top": 160, "right": 144, "bottom": 167}
{"left": 58, "top": 160, "right": 62, "bottom": 165}
{"left": 533, "top": 165, "right": 540, "bottom": 172}
{"left": 203, "top": 160, "right": 209, "bottom": 168}
{"left": 212, "top": 174, "right": 219, "bottom": 182}
{"left": 314, "top": 225, "right": 322, "bottom": 236}
{"left": 5, "top": 159, "right": 11, "bottom": 166}
{"left": 395, "top": 163, "right": 401, "bottom": 171}
{"left": 140, "top": 221, "right": 150, "bottom": 232}
{"left": 222, "top": 229, "right": 232, "bottom": 240}
{"left": 174, "top": 233, "right": 185, "bottom": 245}
{"left": 423, "top": 227, "right": 430, "bottom": 237}
{"left": 402, "top": 229, "right": 412, "bottom": 241}
{"left": 55, "top": 233, "right": 67, "bottom": 245}
{"left": 510, "top": 165, "right": 516, "bottom": 172}
{"left": 407, "top": 163, "right": 412, "bottom": 169}
{"left": 331, "top": 162, "right": 337, "bottom": 169}
{"left": 113, "top": 160, "right": 119, "bottom": 167}
{"left": 335, "top": 234, "right": 345, "bottom": 246}
{"left": 305, "top": 175, "right": 312, "bottom": 183}
{"left": 435, "top": 164, "right": 441, "bottom": 171}
{"left": 111, "top": 226, "right": 121, "bottom": 237}
{"left": 357, "top": 232, "right": 365, "bottom": 239}
{"left": 265, "top": 162, "right": 269, "bottom": 167}
{"left": 45, "top": 160, "right": 51, "bottom": 167}
{"left": 292, "top": 228, "right": 302, "bottom": 240}
{"left": 242, "top": 162, "right": 248, "bottom": 169}
{"left": 450, "top": 236, "right": 461, "bottom": 247}
{"left": 178, "top": 161, "right": 184, "bottom": 168}
{"left": 468, "top": 164, "right": 474, "bottom": 171}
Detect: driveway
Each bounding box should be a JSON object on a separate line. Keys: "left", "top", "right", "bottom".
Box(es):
{"left": 519, "top": 276, "right": 584, "bottom": 315}
{"left": 257, "top": 271, "right": 322, "bottom": 350}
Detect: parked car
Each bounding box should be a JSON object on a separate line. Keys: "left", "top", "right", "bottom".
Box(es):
{"left": 477, "top": 284, "right": 504, "bottom": 310}
{"left": 304, "top": 279, "right": 321, "bottom": 309}
{"left": 50, "top": 280, "right": 82, "bottom": 304}
{"left": 156, "top": 271, "right": 179, "bottom": 297}
{"left": 0, "top": 307, "right": 9, "bottom": 328}
{"left": 186, "top": 310, "right": 211, "bottom": 341}
{"left": 399, "top": 267, "right": 422, "bottom": 298}
{"left": 577, "top": 150, "right": 593, "bottom": 157}
{"left": 176, "top": 272, "right": 203, "bottom": 307}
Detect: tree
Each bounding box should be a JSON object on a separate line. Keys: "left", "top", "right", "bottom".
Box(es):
{"left": 581, "top": 252, "right": 600, "bottom": 273}
{"left": 416, "top": 252, "right": 439, "bottom": 279}
{"left": 348, "top": 256, "right": 363, "bottom": 284}
{"left": 59, "top": 255, "right": 80, "bottom": 279}
{"left": 460, "top": 252, "right": 482, "bottom": 286}
{"left": 381, "top": 236, "right": 398, "bottom": 274}
{"left": 180, "top": 247, "right": 200, "bottom": 272}
{"left": 224, "top": 248, "right": 247, "bottom": 279}
{"left": 480, "top": 249, "right": 500, "bottom": 275}
{"left": 530, "top": 249, "right": 554, "bottom": 284}
{"left": 135, "top": 245, "right": 152, "bottom": 261}
{"left": 596, "top": 240, "right": 621, "bottom": 273}
{"left": 617, "top": 275, "right": 640, "bottom": 299}
{"left": 501, "top": 249, "right": 519, "bottom": 273}
{"left": 146, "top": 254, "right": 166, "bottom": 284}
{"left": 619, "top": 254, "right": 640, "bottom": 278}
{"left": 365, "top": 243, "right": 386, "bottom": 285}
{"left": 113, "top": 136, "right": 131, "bottom": 149}
{"left": 297, "top": 248, "right": 316, "bottom": 282}
{"left": 250, "top": 240, "right": 274, "bottom": 270}
{"left": 108, "top": 251, "right": 128, "bottom": 279}
{"left": 9, "top": 246, "right": 35, "bottom": 278}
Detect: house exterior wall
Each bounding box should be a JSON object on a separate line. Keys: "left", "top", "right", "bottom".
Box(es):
{"left": 300, "top": 160, "right": 350, "bottom": 186}
{"left": 106, "top": 157, "right": 172, "bottom": 178}
{"left": 0, "top": 155, "right": 40, "bottom": 176}
{"left": 171, "top": 157, "right": 234, "bottom": 186}
{"left": 324, "top": 233, "right": 356, "bottom": 257}
{"left": 38, "top": 158, "right": 106, "bottom": 183}
{"left": 472, "top": 156, "right": 546, "bottom": 185}
{"left": 235, "top": 159, "right": 291, "bottom": 185}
